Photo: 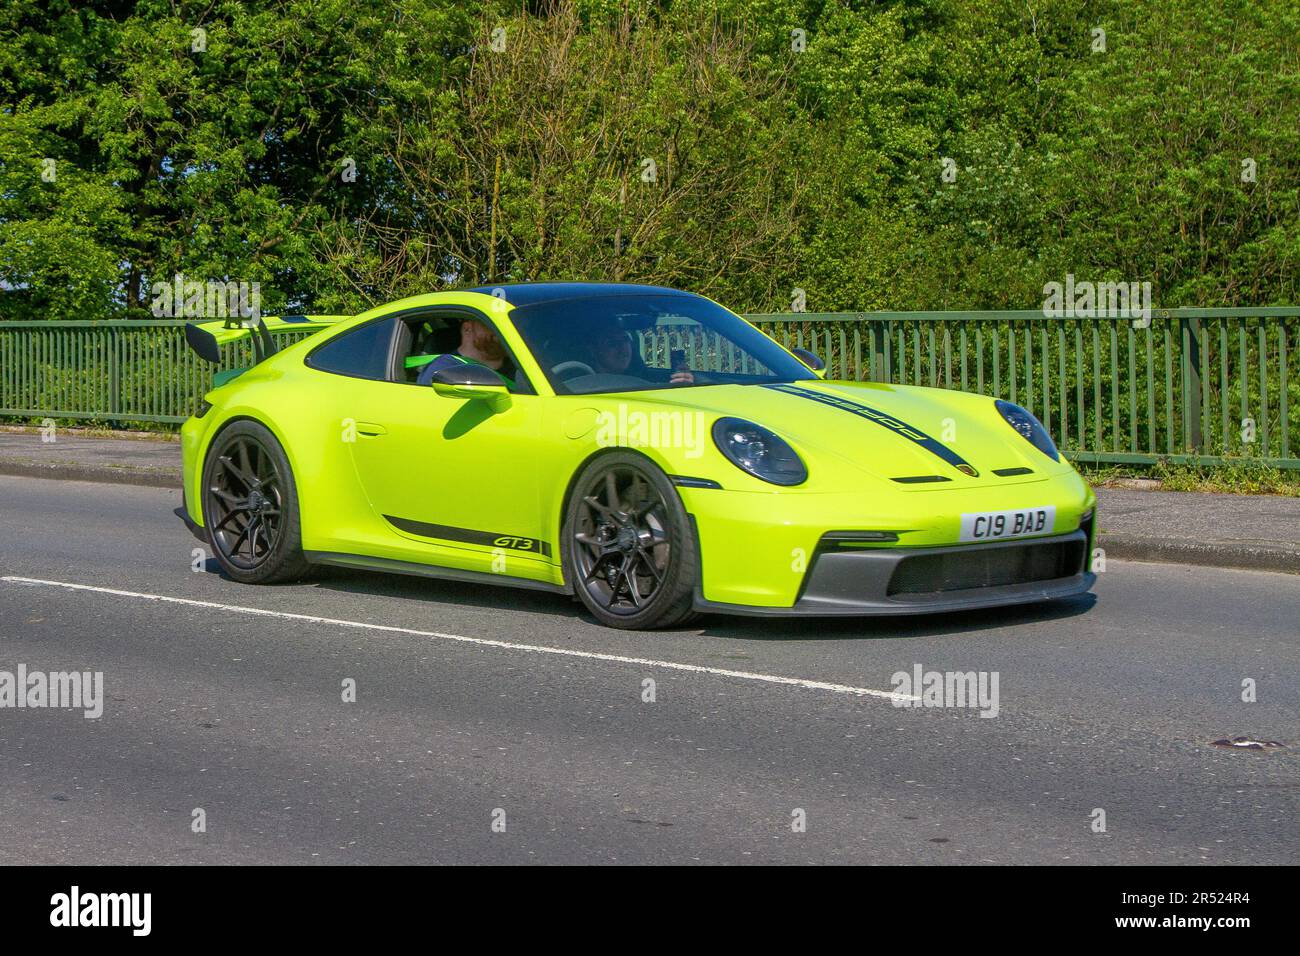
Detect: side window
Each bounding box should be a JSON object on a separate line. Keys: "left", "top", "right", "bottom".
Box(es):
{"left": 398, "top": 310, "right": 537, "bottom": 395}
{"left": 306, "top": 318, "right": 395, "bottom": 380}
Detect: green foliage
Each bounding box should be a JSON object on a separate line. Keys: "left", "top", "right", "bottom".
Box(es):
{"left": 1082, "top": 459, "right": 1300, "bottom": 497}
{"left": 1, "top": 0, "right": 1296, "bottom": 320}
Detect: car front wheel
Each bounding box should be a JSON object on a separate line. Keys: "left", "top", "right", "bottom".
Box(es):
{"left": 563, "top": 452, "right": 699, "bottom": 629}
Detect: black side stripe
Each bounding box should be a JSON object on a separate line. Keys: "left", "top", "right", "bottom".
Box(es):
{"left": 384, "top": 515, "right": 552, "bottom": 557}
{"left": 763, "top": 383, "right": 978, "bottom": 476}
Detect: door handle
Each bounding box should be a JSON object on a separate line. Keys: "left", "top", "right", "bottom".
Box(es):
{"left": 355, "top": 421, "right": 388, "bottom": 437}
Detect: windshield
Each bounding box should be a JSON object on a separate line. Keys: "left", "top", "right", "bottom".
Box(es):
{"left": 509, "top": 293, "right": 817, "bottom": 395}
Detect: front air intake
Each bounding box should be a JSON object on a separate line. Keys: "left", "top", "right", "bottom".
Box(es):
{"left": 887, "top": 538, "right": 1086, "bottom": 596}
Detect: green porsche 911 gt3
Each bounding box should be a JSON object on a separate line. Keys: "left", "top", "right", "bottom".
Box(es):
{"left": 178, "top": 283, "right": 1097, "bottom": 629}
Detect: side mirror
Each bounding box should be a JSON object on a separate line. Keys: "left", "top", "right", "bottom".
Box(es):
{"left": 791, "top": 348, "right": 827, "bottom": 375}
{"left": 428, "top": 362, "right": 510, "bottom": 409}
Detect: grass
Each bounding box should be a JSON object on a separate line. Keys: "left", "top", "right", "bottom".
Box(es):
{"left": 0, "top": 420, "right": 179, "bottom": 441}
{"left": 1079, "top": 459, "right": 1300, "bottom": 496}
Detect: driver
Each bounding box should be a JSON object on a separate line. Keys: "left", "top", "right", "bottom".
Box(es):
{"left": 414, "top": 318, "right": 517, "bottom": 388}
{"left": 590, "top": 319, "right": 694, "bottom": 385}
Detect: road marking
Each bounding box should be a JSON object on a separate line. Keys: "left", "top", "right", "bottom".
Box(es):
{"left": 1, "top": 576, "right": 917, "bottom": 702}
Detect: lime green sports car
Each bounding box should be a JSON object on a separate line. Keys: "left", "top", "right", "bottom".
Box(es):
{"left": 178, "top": 283, "right": 1097, "bottom": 629}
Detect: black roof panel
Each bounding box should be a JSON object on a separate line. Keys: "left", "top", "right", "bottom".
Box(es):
{"left": 467, "top": 282, "right": 694, "bottom": 307}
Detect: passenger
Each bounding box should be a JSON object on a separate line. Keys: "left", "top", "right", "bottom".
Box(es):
{"left": 590, "top": 319, "right": 694, "bottom": 385}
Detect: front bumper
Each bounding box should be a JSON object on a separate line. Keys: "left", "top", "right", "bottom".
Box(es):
{"left": 176, "top": 442, "right": 208, "bottom": 544}
{"left": 175, "top": 502, "right": 207, "bottom": 543}
{"left": 693, "top": 529, "right": 1094, "bottom": 617}
{"left": 680, "top": 473, "right": 1096, "bottom": 608}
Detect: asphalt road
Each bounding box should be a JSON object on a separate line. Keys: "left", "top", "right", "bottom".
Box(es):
{"left": 1, "top": 475, "right": 1297, "bottom": 865}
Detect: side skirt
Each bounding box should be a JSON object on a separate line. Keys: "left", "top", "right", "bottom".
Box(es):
{"left": 304, "top": 550, "right": 573, "bottom": 596}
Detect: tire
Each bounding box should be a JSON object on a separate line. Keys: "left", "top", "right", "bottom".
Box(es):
{"left": 562, "top": 451, "right": 700, "bottom": 629}
{"left": 200, "top": 419, "right": 311, "bottom": 584}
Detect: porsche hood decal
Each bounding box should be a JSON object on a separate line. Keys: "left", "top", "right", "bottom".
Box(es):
{"left": 763, "top": 383, "right": 979, "bottom": 476}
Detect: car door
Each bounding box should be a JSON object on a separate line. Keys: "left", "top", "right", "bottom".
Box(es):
{"left": 336, "top": 307, "right": 551, "bottom": 578}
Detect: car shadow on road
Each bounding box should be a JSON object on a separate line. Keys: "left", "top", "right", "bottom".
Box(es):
{"left": 296, "top": 561, "right": 1098, "bottom": 639}
{"left": 691, "top": 592, "right": 1098, "bottom": 643}
{"left": 302, "top": 565, "right": 584, "bottom": 619}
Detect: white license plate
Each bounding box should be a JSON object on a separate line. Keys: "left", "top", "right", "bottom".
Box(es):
{"left": 959, "top": 506, "right": 1055, "bottom": 542}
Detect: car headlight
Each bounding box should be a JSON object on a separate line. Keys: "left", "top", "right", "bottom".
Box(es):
{"left": 711, "top": 417, "right": 807, "bottom": 486}
{"left": 995, "top": 400, "right": 1059, "bottom": 461}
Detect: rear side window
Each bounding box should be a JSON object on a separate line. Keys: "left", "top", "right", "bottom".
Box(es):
{"left": 306, "top": 319, "right": 395, "bottom": 380}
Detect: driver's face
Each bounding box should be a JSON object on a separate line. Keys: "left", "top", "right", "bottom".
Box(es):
{"left": 465, "top": 320, "right": 505, "bottom": 361}
{"left": 594, "top": 331, "right": 632, "bottom": 372}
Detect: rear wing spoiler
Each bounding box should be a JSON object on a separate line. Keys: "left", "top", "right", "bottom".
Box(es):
{"left": 184, "top": 315, "right": 349, "bottom": 366}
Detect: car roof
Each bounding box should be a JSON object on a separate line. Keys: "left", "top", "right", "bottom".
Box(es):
{"left": 466, "top": 282, "right": 696, "bottom": 308}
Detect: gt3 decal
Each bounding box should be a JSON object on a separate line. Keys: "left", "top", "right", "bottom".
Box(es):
{"left": 763, "top": 383, "right": 979, "bottom": 476}
{"left": 384, "top": 515, "right": 552, "bottom": 556}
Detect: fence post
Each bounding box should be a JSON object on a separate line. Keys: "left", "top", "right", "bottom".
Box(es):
{"left": 1181, "top": 316, "right": 1204, "bottom": 453}
{"left": 869, "top": 321, "right": 887, "bottom": 381}
{"left": 108, "top": 330, "right": 120, "bottom": 417}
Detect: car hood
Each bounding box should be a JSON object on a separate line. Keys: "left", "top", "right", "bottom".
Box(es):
{"left": 596, "top": 379, "right": 1063, "bottom": 490}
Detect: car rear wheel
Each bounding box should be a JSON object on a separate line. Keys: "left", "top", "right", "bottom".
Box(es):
{"left": 563, "top": 452, "right": 699, "bottom": 630}
{"left": 201, "top": 420, "right": 310, "bottom": 584}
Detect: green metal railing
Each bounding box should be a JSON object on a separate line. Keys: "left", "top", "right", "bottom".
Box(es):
{"left": 0, "top": 319, "right": 317, "bottom": 425}
{"left": 2, "top": 308, "right": 1297, "bottom": 468}
{"left": 751, "top": 308, "right": 1297, "bottom": 468}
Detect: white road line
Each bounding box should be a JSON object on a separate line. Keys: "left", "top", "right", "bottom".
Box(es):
{"left": 1, "top": 575, "right": 917, "bottom": 702}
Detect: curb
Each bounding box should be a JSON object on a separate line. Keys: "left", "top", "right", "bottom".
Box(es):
{"left": 4, "top": 460, "right": 1298, "bottom": 576}
{"left": 0, "top": 425, "right": 180, "bottom": 443}
{"left": 1096, "top": 534, "right": 1300, "bottom": 575}
{"left": 0, "top": 460, "right": 181, "bottom": 490}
